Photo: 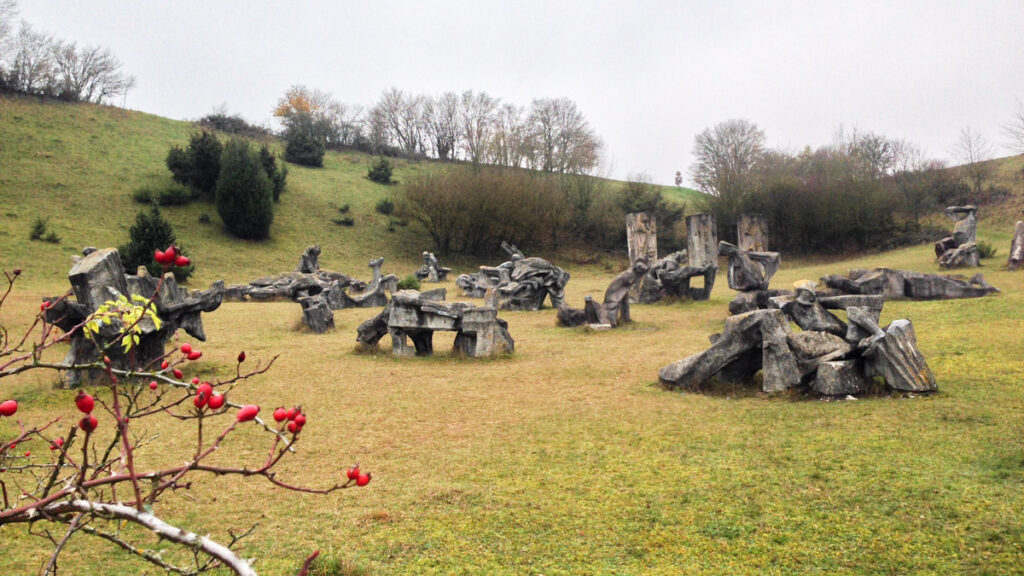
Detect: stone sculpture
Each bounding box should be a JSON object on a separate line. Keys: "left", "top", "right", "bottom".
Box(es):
{"left": 456, "top": 243, "right": 569, "bottom": 311}
{"left": 414, "top": 251, "right": 451, "bottom": 283}
{"left": 44, "top": 248, "right": 223, "bottom": 385}
{"left": 736, "top": 213, "right": 768, "bottom": 252}
{"left": 557, "top": 259, "right": 649, "bottom": 328}
{"left": 1009, "top": 221, "right": 1024, "bottom": 271}
{"left": 935, "top": 205, "right": 980, "bottom": 268}
{"left": 356, "top": 289, "right": 514, "bottom": 357}
{"left": 659, "top": 280, "right": 936, "bottom": 397}
{"left": 821, "top": 268, "right": 998, "bottom": 300}
{"left": 632, "top": 213, "right": 719, "bottom": 303}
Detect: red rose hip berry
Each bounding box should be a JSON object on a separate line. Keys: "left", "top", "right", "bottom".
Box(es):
{"left": 75, "top": 391, "right": 95, "bottom": 414}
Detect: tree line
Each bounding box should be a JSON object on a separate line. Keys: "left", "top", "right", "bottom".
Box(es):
{"left": 273, "top": 85, "right": 603, "bottom": 174}
{"left": 688, "top": 119, "right": 1015, "bottom": 253}
{"left": 0, "top": 0, "right": 135, "bottom": 104}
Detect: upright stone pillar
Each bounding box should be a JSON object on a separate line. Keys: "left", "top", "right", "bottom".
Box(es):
{"left": 737, "top": 213, "right": 768, "bottom": 252}
{"left": 626, "top": 212, "right": 657, "bottom": 265}
{"left": 1008, "top": 221, "right": 1024, "bottom": 271}
{"left": 685, "top": 213, "right": 718, "bottom": 300}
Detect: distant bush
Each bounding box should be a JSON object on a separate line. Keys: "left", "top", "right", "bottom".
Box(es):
{"left": 197, "top": 110, "right": 271, "bottom": 138}
{"left": 375, "top": 198, "right": 395, "bottom": 215}
{"left": 119, "top": 205, "right": 194, "bottom": 281}
{"left": 397, "top": 275, "right": 420, "bottom": 290}
{"left": 258, "top": 144, "right": 288, "bottom": 201}
{"left": 198, "top": 213, "right": 212, "bottom": 224}
{"left": 216, "top": 139, "right": 274, "bottom": 240}
{"left": 400, "top": 167, "right": 628, "bottom": 256}
{"left": 166, "top": 131, "right": 223, "bottom": 200}
{"left": 29, "top": 217, "right": 59, "bottom": 243}
{"left": 332, "top": 217, "right": 354, "bottom": 227}
{"left": 338, "top": 204, "right": 350, "bottom": 214}
{"left": 283, "top": 115, "right": 326, "bottom": 167}
{"left": 132, "top": 183, "right": 191, "bottom": 206}
{"left": 367, "top": 158, "right": 394, "bottom": 184}
{"left": 976, "top": 240, "right": 997, "bottom": 259}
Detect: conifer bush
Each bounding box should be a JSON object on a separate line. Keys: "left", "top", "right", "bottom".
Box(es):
{"left": 119, "top": 205, "right": 194, "bottom": 281}
{"left": 216, "top": 139, "right": 274, "bottom": 240}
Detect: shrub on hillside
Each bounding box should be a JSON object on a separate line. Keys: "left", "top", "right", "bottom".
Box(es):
{"left": 258, "top": 143, "right": 288, "bottom": 201}
{"left": 399, "top": 167, "right": 627, "bottom": 256}
{"left": 198, "top": 109, "right": 271, "bottom": 138}
{"left": 216, "top": 139, "right": 274, "bottom": 240}
{"left": 166, "top": 130, "right": 223, "bottom": 200}
{"left": 283, "top": 115, "right": 326, "bottom": 167}
{"left": 132, "top": 183, "right": 191, "bottom": 206}
{"left": 28, "top": 217, "right": 60, "bottom": 244}
{"left": 397, "top": 275, "right": 421, "bottom": 290}
{"left": 375, "top": 198, "right": 395, "bottom": 215}
{"left": 118, "top": 205, "right": 194, "bottom": 281}
{"left": 368, "top": 157, "right": 394, "bottom": 184}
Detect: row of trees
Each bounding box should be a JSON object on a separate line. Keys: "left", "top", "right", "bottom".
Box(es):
{"left": 274, "top": 85, "right": 603, "bottom": 174}
{"left": 400, "top": 168, "right": 682, "bottom": 257}
{"left": 0, "top": 0, "right": 135, "bottom": 104}
{"left": 688, "top": 119, "right": 994, "bottom": 253}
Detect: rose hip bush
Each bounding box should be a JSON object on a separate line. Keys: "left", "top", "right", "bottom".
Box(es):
{"left": 0, "top": 250, "right": 368, "bottom": 575}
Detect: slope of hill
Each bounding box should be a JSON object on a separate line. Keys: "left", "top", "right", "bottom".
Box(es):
{"left": 0, "top": 95, "right": 432, "bottom": 289}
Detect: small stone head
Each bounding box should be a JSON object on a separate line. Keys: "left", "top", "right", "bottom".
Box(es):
{"left": 794, "top": 279, "right": 818, "bottom": 305}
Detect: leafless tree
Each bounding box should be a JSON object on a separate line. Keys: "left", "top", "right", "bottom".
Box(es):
{"left": 488, "top": 102, "right": 529, "bottom": 167}
{"left": 527, "top": 97, "right": 601, "bottom": 174}
{"left": 422, "top": 92, "right": 460, "bottom": 160}
{"left": 951, "top": 126, "right": 995, "bottom": 196}
{"left": 371, "top": 87, "right": 425, "bottom": 155}
{"left": 50, "top": 40, "right": 135, "bottom": 103}
{"left": 459, "top": 90, "right": 498, "bottom": 164}
{"left": 5, "top": 21, "right": 54, "bottom": 94}
{"left": 690, "top": 118, "right": 765, "bottom": 197}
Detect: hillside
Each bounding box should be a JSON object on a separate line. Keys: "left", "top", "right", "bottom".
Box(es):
{"left": 0, "top": 95, "right": 453, "bottom": 289}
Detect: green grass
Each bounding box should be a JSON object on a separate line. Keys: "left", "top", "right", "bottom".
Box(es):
{"left": 2, "top": 95, "right": 1024, "bottom": 575}
{"left": 661, "top": 184, "right": 704, "bottom": 207}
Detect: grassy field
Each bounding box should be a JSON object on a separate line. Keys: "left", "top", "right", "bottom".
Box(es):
{"left": 2, "top": 96, "right": 1024, "bottom": 574}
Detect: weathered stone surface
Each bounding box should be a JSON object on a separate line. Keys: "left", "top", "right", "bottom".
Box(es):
{"left": 812, "top": 360, "right": 868, "bottom": 396}
{"left": 50, "top": 248, "right": 223, "bottom": 385}
{"left": 901, "top": 271, "right": 998, "bottom": 300}
{"left": 414, "top": 251, "right": 451, "bottom": 283}
{"left": 299, "top": 296, "right": 334, "bottom": 333}
{"left": 778, "top": 282, "right": 846, "bottom": 336}
{"left": 297, "top": 245, "right": 321, "bottom": 274}
{"left": 659, "top": 310, "right": 772, "bottom": 389}
{"left": 760, "top": 309, "right": 801, "bottom": 393}
{"left": 356, "top": 289, "right": 513, "bottom": 358}
{"left": 938, "top": 241, "right": 980, "bottom": 268}
{"left": 737, "top": 213, "right": 769, "bottom": 252}
{"left": 558, "top": 260, "right": 648, "bottom": 328}
{"left": 822, "top": 268, "right": 997, "bottom": 301}
{"left": 626, "top": 212, "right": 658, "bottom": 266}
{"left": 935, "top": 205, "right": 979, "bottom": 268}
{"left": 787, "top": 331, "right": 853, "bottom": 362}
{"left": 1009, "top": 221, "right": 1024, "bottom": 271}
{"left": 862, "top": 319, "right": 936, "bottom": 392}
{"left": 495, "top": 256, "right": 570, "bottom": 311}
{"left": 728, "top": 289, "right": 792, "bottom": 315}
{"left": 719, "top": 241, "right": 779, "bottom": 292}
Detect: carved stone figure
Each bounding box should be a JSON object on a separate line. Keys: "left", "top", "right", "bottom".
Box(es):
{"left": 456, "top": 243, "right": 570, "bottom": 311}
{"left": 1008, "top": 221, "right": 1024, "bottom": 271}
{"left": 626, "top": 212, "right": 658, "bottom": 266}
{"left": 45, "top": 248, "right": 223, "bottom": 385}
{"left": 414, "top": 251, "right": 451, "bottom": 283}
{"left": 736, "top": 213, "right": 768, "bottom": 252}
{"left": 658, "top": 280, "right": 935, "bottom": 397}
{"left": 356, "top": 290, "right": 513, "bottom": 357}
{"left": 935, "top": 205, "right": 980, "bottom": 268}
{"left": 719, "top": 241, "right": 779, "bottom": 292}
{"left": 297, "top": 245, "right": 321, "bottom": 274}
{"left": 558, "top": 259, "right": 649, "bottom": 328}
{"left": 821, "top": 268, "right": 998, "bottom": 300}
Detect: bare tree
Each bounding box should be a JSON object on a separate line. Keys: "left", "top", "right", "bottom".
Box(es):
{"left": 1005, "top": 98, "right": 1024, "bottom": 154}
{"left": 527, "top": 97, "right": 601, "bottom": 174}
{"left": 488, "top": 102, "right": 529, "bottom": 167}
{"left": 6, "top": 21, "right": 54, "bottom": 94}
{"left": 459, "top": 90, "right": 498, "bottom": 164}
{"left": 50, "top": 41, "right": 135, "bottom": 103}
{"left": 371, "top": 88, "right": 425, "bottom": 155}
{"left": 690, "top": 118, "right": 765, "bottom": 197}
{"left": 951, "top": 126, "right": 995, "bottom": 196}
{"left": 421, "top": 92, "right": 460, "bottom": 160}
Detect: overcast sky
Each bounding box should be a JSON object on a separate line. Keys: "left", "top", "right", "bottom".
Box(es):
{"left": 17, "top": 0, "right": 1024, "bottom": 185}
